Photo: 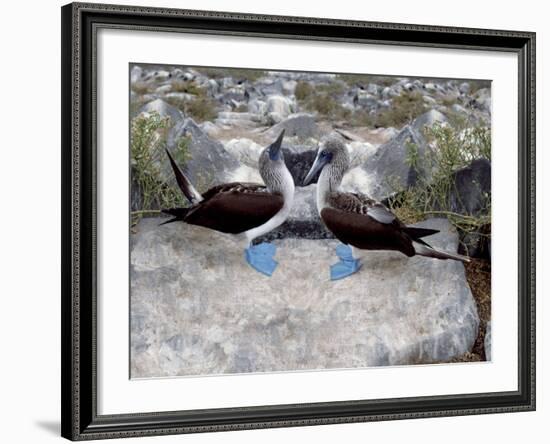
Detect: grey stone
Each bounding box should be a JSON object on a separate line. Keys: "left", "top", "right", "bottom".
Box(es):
{"left": 449, "top": 158, "right": 491, "bottom": 216}
{"left": 222, "top": 138, "right": 264, "bottom": 168}
{"left": 163, "top": 92, "right": 196, "bottom": 103}
{"left": 282, "top": 148, "right": 319, "bottom": 186}
{"left": 411, "top": 109, "right": 447, "bottom": 133}
{"left": 470, "top": 88, "right": 491, "bottom": 113}
{"left": 267, "top": 113, "right": 319, "bottom": 140}
{"left": 485, "top": 321, "right": 492, "bottom": 361}
{"left": 356, "top": 110, "right": 447, "bottom": 200}
{"left": 266, "top": 95, "right": 294, "bottom": 123}
{"left": 448, "top": 158, "right": 491, "bottom": 258}
{"left": 167, "top": 118, "right": 240, "bottom": 187}
{"left": 155, "top": 84, "right": 172, "bottom": 95}
{"left": 452, "top": 103, "right": 468, "bottom": 114}
{"left": 139, "top": 98, "right": 184, "bottom": 127}
{"left": 130, "top": 217, "right": 479, "bottom": 377}
{"left": 144, "top": 69, "right": 171, "bottom": 82}
{"left": 130, "top": 65, "right": 143, "bottom": 83}
{"left": 459, "top": 82, "right": 471, "bottom": 94}
{"left": 282, "top": 80, "right": 297, "bottom": 95}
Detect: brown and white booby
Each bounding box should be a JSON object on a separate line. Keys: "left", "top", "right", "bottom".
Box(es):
{"left": 162, "top": 130, "right": 294, "bottom": 276}
{"left": 303, "top": 134, "right": 469, "bottom": 280}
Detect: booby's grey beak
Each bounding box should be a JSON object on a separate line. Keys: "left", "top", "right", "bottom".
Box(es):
{"left": 268, "top": 129, "right": 285, "bottom": 161}
{"left": 303, "top": 150, "right": 330, "bottom": 186}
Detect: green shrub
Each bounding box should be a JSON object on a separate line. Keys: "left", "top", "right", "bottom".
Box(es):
{"left": 130, "top": 111, "right": 188, "bottom": 226}
{"left": 185, "top": 97, "right": 218, "bottom": 122}
{"left": 296, "top": 82, "right": 350, "bottom": 120}
{"left": 131, "top": 81, "right": 154, "bottom": 95}
{"left": 295, "top": 81, "right": 313, "bottom": 101}
{"left": 171, "top": 80, "right": 203, "bottom": 95}
{"left": 375, "top": 91, "right": 426, "bottom": 128}
{"left": 338, "top": 74, "right": 396, "bottom": 87}
{"left": 387, "top": 123, "right": 491, "bottom": 251}
{"left": 197, "top": 67, "right": 266, "bottom": 82}
{"left": 234, "top": 103, "right": 248, "bottom": 113}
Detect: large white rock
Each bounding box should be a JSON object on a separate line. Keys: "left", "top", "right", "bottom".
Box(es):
{"left": 131, "top": 217, "right": 479, "bottom": 377}
{"left": 265, "top": 95, "right": 294, "bottom": 124}
{"left": 222, "top": 138, "right": 264, "bottom": 168}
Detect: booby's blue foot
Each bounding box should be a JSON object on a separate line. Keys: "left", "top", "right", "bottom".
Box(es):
{"left": 330, "top": 244, "right": 361, "bottom": 280}
{"left": 245, "top": 243, "right": 278, "bottom": 276}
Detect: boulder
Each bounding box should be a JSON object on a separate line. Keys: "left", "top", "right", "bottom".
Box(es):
{"left": 199, "top": 121, "right": 220, "bottom": 138}
{"left": 247, "top": 99, "right": 267, "bottom": 115}
{"left": 354, "top": 110, "right": 447, "bottom": 200}
{"left": 130, "top": 217, "right": 479, "bottom": 377}
{"left": 282, "top": 148, "right": 319, "bottom": 186}
{"left": 449, "top": 158, "right": 491, "bottom": 216}
{"left": 448, "top": 158, "right": 491, "bottom": 258}
{"left": 267, "top": 113, "right": 319, "bottom": 140}
{"left": 282, "top": 80, "right": 297, "bottom": 95}
{"left": 355, "top": 91, "right": 379, "bottom": 109}
{"left": 130, "top": 65, "right": 143, "bottom": 83}
{"left": 358, "top": 125, "right": 426, "bottom": 199}
{"left": 266, "top": 95, "right": 294, "bottom": 124}
{"left": 471, "top": 88, "right": 491, "bottom": 113}
{"left": 138, "top": 98, "right": 184, "bottom": 127}
{"left": 222, "top": 138, "right": 264, "bottom": 168}
{"left": 459, "top": 82, "right": 471, "bottom": 95}
{"left": 215, "top": 111, "right": 262, "bottom": 129}
{"left": 163, "top": 92, "right": 196, "bottom": 103}
{"left": 166, "top": 118, "right": 240, "bottom": 188}
{"left": 155, "top": 84, "right": 172, "bottom": 95}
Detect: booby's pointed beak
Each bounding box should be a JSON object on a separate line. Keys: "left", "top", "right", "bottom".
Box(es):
{"left": 268, "top": 129, "right": 285, "bottom": 161}
{"left": 303, "top": 151, "right": 329, "bottom": 186}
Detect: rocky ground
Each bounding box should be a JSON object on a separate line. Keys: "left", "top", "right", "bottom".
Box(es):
{"left": 131, "top": 218, "right": 479, "bottom": 378}
{"left": 129, "top": 65, "right": 492, "bottom": 376}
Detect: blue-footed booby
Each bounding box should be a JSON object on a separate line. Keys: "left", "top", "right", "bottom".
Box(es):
{"left": 162, "top": 130, "right": 295, "bottom": 276}
{"left": 303, "top": 134, "right": 470, "bottom": 280}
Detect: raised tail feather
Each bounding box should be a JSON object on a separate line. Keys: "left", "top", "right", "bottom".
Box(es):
{"left": 413, "top": 241, "right": 470, "bottom": 263}
{"left": 165, "top": 148, "right": 203, "bottom": 204}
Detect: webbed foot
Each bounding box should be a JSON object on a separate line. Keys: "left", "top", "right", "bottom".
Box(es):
{"left": 245, "top": 242, "right": 278, "bottom": 276}
{"left": 330, "top": 244, "right": 361, "bottom": 280}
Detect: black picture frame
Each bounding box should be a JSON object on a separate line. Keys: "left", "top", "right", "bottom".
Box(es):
{"left": 61, "top": 2, "right": 536, "bottom": 440}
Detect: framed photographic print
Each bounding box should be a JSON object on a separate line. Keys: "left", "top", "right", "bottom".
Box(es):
{"left": 61, "top": 2, "right": 535, "bottom": 440}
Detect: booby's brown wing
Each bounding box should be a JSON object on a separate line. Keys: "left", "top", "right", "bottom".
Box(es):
{"left": 321, "top": 192, "right": 416, "bottom": 256}
{"left": 183, "top": 182, "right": 284, "bottom": 234}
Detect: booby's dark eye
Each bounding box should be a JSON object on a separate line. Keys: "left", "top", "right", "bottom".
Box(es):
{"left": 321, "top": 150, "right": 328, "bottom": 156}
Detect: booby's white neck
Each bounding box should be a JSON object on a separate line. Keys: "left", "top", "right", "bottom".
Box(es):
{"left": 316, "top": 165, "right": 342, "bottom": 213}
{"left": 242, "top": 166, "right": 295, "bottom": 245}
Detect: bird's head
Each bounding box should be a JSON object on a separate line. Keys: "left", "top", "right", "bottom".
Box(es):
{"left": 267, "top": 129, "right": 285, "bottom": 162}
{"left": 303, "top": 133, "right": 349, "bottom": 186}
{"left": 259, "top": 130, "right": 294, "bottom": 195}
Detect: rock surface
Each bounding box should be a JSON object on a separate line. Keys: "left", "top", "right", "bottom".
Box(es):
{"left": 131, "top": 217, "right": 479, "bottom": 378}
{"left": 139, "top": 98, "right": 184, "bottom": 127}
{"left": 167, "top": 118, "right": 240, "bottom": 186}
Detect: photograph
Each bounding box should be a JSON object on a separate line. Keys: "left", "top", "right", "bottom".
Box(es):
{"left": 129, "top": 64, "right": 492, "bottom": 379}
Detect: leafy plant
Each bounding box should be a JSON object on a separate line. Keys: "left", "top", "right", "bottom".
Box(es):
{"left": 162, "top": 81, "right": 219, "bottom": 123}
{"left": 130, "top": 111, "right": 188, "bottom": 227}
{"left": 374, "top": 91, "right": 426, "bottom": 128}
{"left": 197, "top": 67, "right": 266, "bottom": 82}
{"left": 338, "top": 74, "right": 396, "bottom": 87}
{"left": 387, "top": 122, "right": 491, "bottom": 252}
{"left": 295, "top": 82, "right": 351, "bottom": 121}
{"left": 295, "top": 81, "right": 313, "bottom": 101}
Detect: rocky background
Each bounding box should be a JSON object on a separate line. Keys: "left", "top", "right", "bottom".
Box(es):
{"left": 129, "top": 64, "right": 492, "bottom": 378}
